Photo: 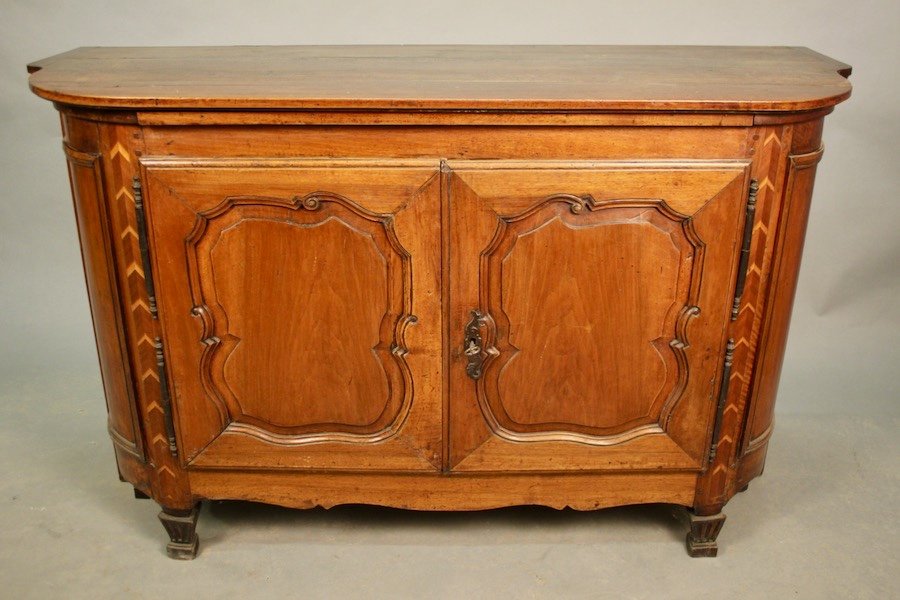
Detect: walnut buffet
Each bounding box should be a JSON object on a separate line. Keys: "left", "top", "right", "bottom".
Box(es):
{"left": 27, "top": 45, "right": 852, "bottom": 558}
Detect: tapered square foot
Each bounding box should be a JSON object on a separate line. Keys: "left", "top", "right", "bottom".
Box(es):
{"left": 686, "top": 535, "right": 719, "bottom": 557}
{"left": 166, "top": 536, "right": 200, "bottom": 560}
{"left": 158, "top": 505, "right": 200, "bottom": 560}
{"left": 685, "top": 511, "right": 726, "bottom": 558}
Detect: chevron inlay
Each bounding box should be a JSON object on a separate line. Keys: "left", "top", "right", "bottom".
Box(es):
{"left": 115, "top": 186, "right": 134, "bottom": 203}
{"left": 120, "top": 225, "right": 138, "bottom": 240}
{"left": 131, "top": 298, "right": 153, "bottom": 315}
{"left": 109, "top": 142, "right": 131, "bottom": 162}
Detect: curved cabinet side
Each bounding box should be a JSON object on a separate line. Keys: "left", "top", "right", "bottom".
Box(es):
{"left": 738, "top": 119, "right": 825, "bottom": 487}
{"left": 83, "top": 115, "right": 195, "bottom": 507}
{"left": 61, "top": 115, "right": 147, "bottom": 477}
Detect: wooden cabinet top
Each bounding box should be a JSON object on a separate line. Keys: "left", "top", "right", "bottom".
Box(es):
{"left": 28, "top": 45, "right": 851, "bottom": 113}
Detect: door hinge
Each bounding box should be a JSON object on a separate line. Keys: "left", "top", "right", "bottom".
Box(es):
{"left": 132, "top": 176, "right": 158, "bottom": 319}
{"left": 153, "top": 337, "right": 178, "bottom": 456}
{"left": 708, "top": 338, "right": 736, "bottom": 463}
{"left": 730, "top": 179, "right": 759, "bottom": 320}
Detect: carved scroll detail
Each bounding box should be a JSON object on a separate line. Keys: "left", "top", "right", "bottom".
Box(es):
{"left": 185, "top": 191, "right": 415, "bottom": 446}
{"left": 475, "top": 193, "right": 706, "bottom": 446}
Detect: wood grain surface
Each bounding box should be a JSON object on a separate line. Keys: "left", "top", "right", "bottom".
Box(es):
{"left": 447, "top": 161, "right": 751, "bottom": 471}
{"left": 29, "top": 45, "right": 851, "bottom": 112}
{"left": 141, "top": 160, "right": 442, "bottom": 471}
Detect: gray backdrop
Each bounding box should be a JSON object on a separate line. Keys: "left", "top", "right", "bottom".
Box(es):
{"left": 1, "top": 2, "right": 898, "bottom": 597}
{"left": 3, "top": 1, "right": 897, "bottom": 415}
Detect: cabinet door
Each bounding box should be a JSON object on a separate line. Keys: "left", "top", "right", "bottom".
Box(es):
{"left": 448, "top": 161, "right": 751, "bottom": 471}
{"left": 141, "top": 159, "right": 442, "bottom": 470}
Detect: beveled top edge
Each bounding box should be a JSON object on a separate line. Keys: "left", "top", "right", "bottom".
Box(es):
{"left": 28, "top": 45, "right": 852, "bottom": 113}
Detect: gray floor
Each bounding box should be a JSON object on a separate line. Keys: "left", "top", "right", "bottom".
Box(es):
{"left": 1, "top": 366, "right": 897, "bottom": 600}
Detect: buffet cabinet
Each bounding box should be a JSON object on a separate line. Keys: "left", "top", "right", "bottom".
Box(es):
{"left": 27, "top": 45, "right": 852, "bottom": 558}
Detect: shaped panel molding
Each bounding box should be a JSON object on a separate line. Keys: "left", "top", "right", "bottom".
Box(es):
{"left": 477, "top": 194, "right": 705, "bottom": 445}
{"left": 185, "top": 191, "right": 415, "bottom": 444}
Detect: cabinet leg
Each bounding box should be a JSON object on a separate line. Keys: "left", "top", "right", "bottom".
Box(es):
{"left": 685, "top": 510, "right": 726, "bottom": 557}
{"left": 158, "top": 504, "right": 200, "bottom": 560}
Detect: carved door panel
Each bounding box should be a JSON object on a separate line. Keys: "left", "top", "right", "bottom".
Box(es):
{"left": 140, "top": 159, "right": 442, "bottom": 470}
{"left": 448, "top": 161, "right": 752, "bottom": 471}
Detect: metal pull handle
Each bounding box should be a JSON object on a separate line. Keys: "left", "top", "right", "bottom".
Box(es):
{"left": 464, "top": 309, "right": 489, "bottom": 380}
